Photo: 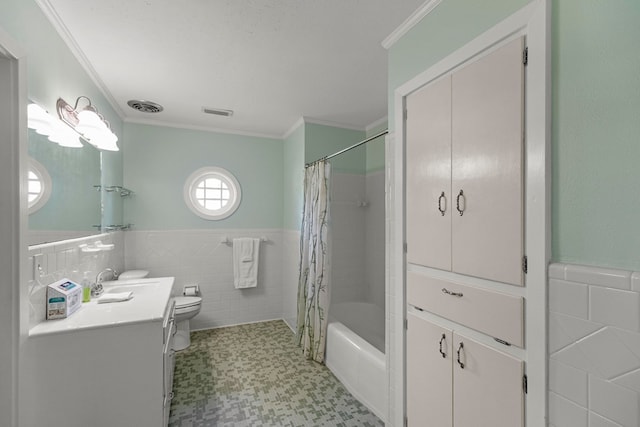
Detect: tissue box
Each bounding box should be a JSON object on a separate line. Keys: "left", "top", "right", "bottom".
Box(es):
{"left": 47, "top": 279, "right": 82, "bottom": 320}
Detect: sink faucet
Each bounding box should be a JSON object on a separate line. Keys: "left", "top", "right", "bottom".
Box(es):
{"left": 96, "top": 267, "right": 119, "bottom": 283}
{"left": 92, "top": 268, "right": 119, "bottom": 297}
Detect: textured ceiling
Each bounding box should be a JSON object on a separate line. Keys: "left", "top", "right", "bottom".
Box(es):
{"left": 42, "top": 0, "right": 425, "bottom": 137}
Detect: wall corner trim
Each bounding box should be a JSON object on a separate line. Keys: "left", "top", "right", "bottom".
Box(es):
{"left": 34, "top": 0, "right": 125, "bottom": 119}
{"left": 365, "top": 116, "right": 388, "bottom": 133}
{"left": 282, "top": 117, "right": 306, "bottom": 140}
{"left": 381, "top": 0, "right": 442, "bottom": 50}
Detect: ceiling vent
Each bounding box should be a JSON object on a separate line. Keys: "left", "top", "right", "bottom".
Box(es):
{"left": 202, "top": 107, "right": 234, "bottom": 117}
{"left": 127, "top": 100, "right": 164, "bottom": 113}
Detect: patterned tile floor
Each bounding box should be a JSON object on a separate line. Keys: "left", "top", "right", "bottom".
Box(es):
{"left": 169, "top": 320, "right": 384, "bottom": 427}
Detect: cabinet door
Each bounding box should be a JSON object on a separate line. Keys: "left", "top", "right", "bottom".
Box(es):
{"left": 406, "top": 75, "right": 452, "bottom": 271}
{"left": 453, "top": 333, "right": 524, "bottom": 427}
{"left": 451, "top": 37, "right": 525, "bottom": 285}
{"left": 406, "top": 313, "right": 453, "bottom": 427}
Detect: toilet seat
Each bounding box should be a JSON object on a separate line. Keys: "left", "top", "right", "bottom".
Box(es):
{"left": 174, "top": 296, "right": 201, "bottom": 308}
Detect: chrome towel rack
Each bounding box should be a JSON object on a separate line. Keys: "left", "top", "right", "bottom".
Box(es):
{"left": 220, "top": 236, "right": 269, "bottom": 245}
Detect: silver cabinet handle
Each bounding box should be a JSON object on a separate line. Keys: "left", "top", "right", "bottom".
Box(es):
{"left": 439, "top": 334, "right": 446, "bottom": 358}
{"left": 456, "top": 342, "right": 465, "bottom": 369}
{"left": 437, "top": 191, "right": 446, "bottom": 216}
{"left": 456, "top": 189, "right": 465, "bottom": 216}
{"left": 442, "top": 288, "right": 463, "bottom": 298}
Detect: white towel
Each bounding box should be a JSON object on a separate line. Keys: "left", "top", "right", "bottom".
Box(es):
{"left": 233, "top": 238, "right": 260, "bottom": 288}
{"left": 97, "top": 291, "right": 133, "bottom": 304}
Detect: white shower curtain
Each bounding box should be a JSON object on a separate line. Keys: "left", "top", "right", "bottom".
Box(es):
{"left": 296, "top": 160, "right": 331, "bottom": 363}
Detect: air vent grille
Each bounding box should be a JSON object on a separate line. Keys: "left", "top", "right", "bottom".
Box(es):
{"left": 202, "top": 107, "right": 234, "bottom": 117}
{"left": 127, "top": 100, "right": 163, "bottom": 113}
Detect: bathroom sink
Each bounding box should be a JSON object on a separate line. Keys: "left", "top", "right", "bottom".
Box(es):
{"left": 103, "top": 281, "right": 161, "bottom": 296}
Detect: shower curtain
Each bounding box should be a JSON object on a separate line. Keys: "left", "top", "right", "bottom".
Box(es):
{"left": 296, "top": 160, "right": 331, "bottom": 363}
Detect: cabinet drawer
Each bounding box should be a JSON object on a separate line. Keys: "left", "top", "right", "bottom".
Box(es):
{"left": 407, "top": 272, "right": 523, "bottom": 347}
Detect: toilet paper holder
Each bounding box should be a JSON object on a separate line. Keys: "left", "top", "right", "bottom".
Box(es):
{"left": 183, "top": 285, "right": 200, "bottom": 296}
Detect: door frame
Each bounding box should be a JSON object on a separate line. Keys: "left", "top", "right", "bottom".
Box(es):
{"left": 390, "top": 0, "right": 550, "bottom": 425}
{"left": 0, "top": 25, "right": 27, "bottom": 427}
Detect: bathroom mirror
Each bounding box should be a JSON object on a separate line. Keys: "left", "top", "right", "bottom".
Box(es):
{"left": 27, "top": 128, "right": 102, "bottom": 246}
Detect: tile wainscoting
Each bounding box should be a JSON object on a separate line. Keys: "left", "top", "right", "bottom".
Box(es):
{"left": 125, "top": 229, "right": 290, "bottom": 330}
{"left": 549, "top": 263, "right": 640, "bottom": 427}
{"left": 28, "top": 232, "right": 125, "bottom": 328}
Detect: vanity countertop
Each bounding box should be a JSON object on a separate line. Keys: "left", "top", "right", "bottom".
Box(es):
{"left": 29, "top": 276, "right": 174, "bottom": 337}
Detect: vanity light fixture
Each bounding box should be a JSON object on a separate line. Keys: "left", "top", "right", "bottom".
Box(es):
{"left": 27, "top": 103, "right": 83, "bottom": 148}
{"left": 56, "top": 96, "right": 119, "bottom": 151}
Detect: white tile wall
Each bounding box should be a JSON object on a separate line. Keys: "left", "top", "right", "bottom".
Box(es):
{"left": 549, "top": 262, "right": 640, "bottom": 427}
{"left": 282, "top": 229, "right": 300, "bottom": 330}
{"left": 28, "top": 230, "right": 100, "bottom": 246}
{"left": 365, "top": 171, "right": 386, "bottom": 311}
{"left": 331, "top": 172, "right": 367, "bottom": 304}
{"left": 125, "top": 229, "right": 283, "bottom": 330}
{"left": 331, "top": 171, "right": 386, "bottom": 310}
{"left": 27, "top": 232, "right": 125, "bottom": 329}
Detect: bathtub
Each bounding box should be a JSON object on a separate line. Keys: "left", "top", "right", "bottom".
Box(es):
{"left": 326, "top": 302, "right": 387, "bottom": 422}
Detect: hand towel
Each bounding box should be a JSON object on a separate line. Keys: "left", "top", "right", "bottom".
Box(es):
{"left": 233, "top": 238, "right": 260, "bottom": 288}
{"left": 97, "top": 291, "right": 133, "bottom": 304}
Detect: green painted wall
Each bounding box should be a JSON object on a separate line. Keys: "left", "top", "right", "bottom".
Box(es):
{"left": 551, "top": 0, "right": 640, "bottom": 269}
{"left": 304, "top": 123, "right": 365, "bottom": 174}
{"left": 1, "top": 0, "right": 124, "bottom": 234}
{"left": 366, "top": 121, "right": 387, "bottom": 173}
{"left": 389, "top": 0, "right": 640, "bottom": 270}
{"left": 283, "top": 123, "right": 305, "bottom": 230}
{"left": 123, "top": 123, "right": 283, "bottom": 230}
{"left": 28, "top": 130, "right": 101, "bottom": 231}
{"left": 388, "top": 0, "right": 529, "bottom": 131}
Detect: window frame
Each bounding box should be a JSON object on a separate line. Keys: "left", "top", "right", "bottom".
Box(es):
{"left": 28, "top": 157, "right": 52, "bottom": 214}
{"left": 183, "top": 166, "right": 242, "bottom": 220}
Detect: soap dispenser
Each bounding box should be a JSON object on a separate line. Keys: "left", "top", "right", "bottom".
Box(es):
{"left": 81, "top": 272, "right": 92, "bottom": 303}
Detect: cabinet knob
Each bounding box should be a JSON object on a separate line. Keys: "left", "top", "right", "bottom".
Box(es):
{"left": 437, "top": 191, "right": 446, "bottom": 216}
{"left": 456, "top": 189, "right": 465, "bottom": 216}
{"left": 439, "top": 334, "right": 447, "bottom": 358}
{"left": 456, "top": 342, "right": 465, "bottom": 369}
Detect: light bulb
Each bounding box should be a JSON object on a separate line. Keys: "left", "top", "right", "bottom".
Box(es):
{"left": 76, "top": 107, "right": 106, "bottom": 135}
{"left": 89, "top": 129, "right": 119, "bottom": 151}
{"left": 27, "top": 103, "right": 54, "bottom": 135}
{"left": 48, "top": 121, "right": 83, "bottom": 148}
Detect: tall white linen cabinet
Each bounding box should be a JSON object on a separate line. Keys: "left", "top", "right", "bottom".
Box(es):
{"left": 405, "top": 36, "right": 527, "bottom": 427}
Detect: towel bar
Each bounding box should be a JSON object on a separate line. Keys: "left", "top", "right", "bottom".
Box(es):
{"left": 220, "top": 236, "right": 268, "bottom": 245}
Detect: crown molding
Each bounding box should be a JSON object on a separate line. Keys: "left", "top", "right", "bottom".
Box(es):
{"left": 124, "top": 117, "right": 282, "bottom": 140}
{"left": 382, "top": 0, "right": 442, "bottom": 50}
{"left": 365, "top": 116, "right": 388, "bottom": 133}
{"left": 302, "top": 116, "right": 365, "bottom": 132}
{"left": 35, "top": 0, "right": 125, "bottom": 119}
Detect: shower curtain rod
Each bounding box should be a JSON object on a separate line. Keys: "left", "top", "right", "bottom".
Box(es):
{"left": 304, "top": 129, "right": 389, "bottom": 168}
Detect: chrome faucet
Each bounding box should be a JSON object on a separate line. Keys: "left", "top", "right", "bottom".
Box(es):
{"left": 92, "top": 268, "right": 119, "bottom": 297}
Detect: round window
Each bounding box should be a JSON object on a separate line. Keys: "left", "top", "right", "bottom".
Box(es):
{"left": 28, "top": 157, "right": 52, "bottom": 214}
{"left": 184, "top": 167, "right": 241, "bottom": 220}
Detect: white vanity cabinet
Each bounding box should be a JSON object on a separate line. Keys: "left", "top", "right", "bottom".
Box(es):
{"left": 406, "top": 36, "right": 525, "bottom": 286}
{"left": 407, "top": 313, "right": 524, "bottom": 427}
{"left": 25, "top": 277, "right": 176, "bottom": 427}
{"left": 163, "top": 300, "right": 177, "bottom": 426}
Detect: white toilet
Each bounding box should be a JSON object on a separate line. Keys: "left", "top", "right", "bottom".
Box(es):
{"left": 172, "top": 296, "right": 202, "bottom": 351}
{"left": 118, "top": 270, "right": 202, "bottom": 351}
